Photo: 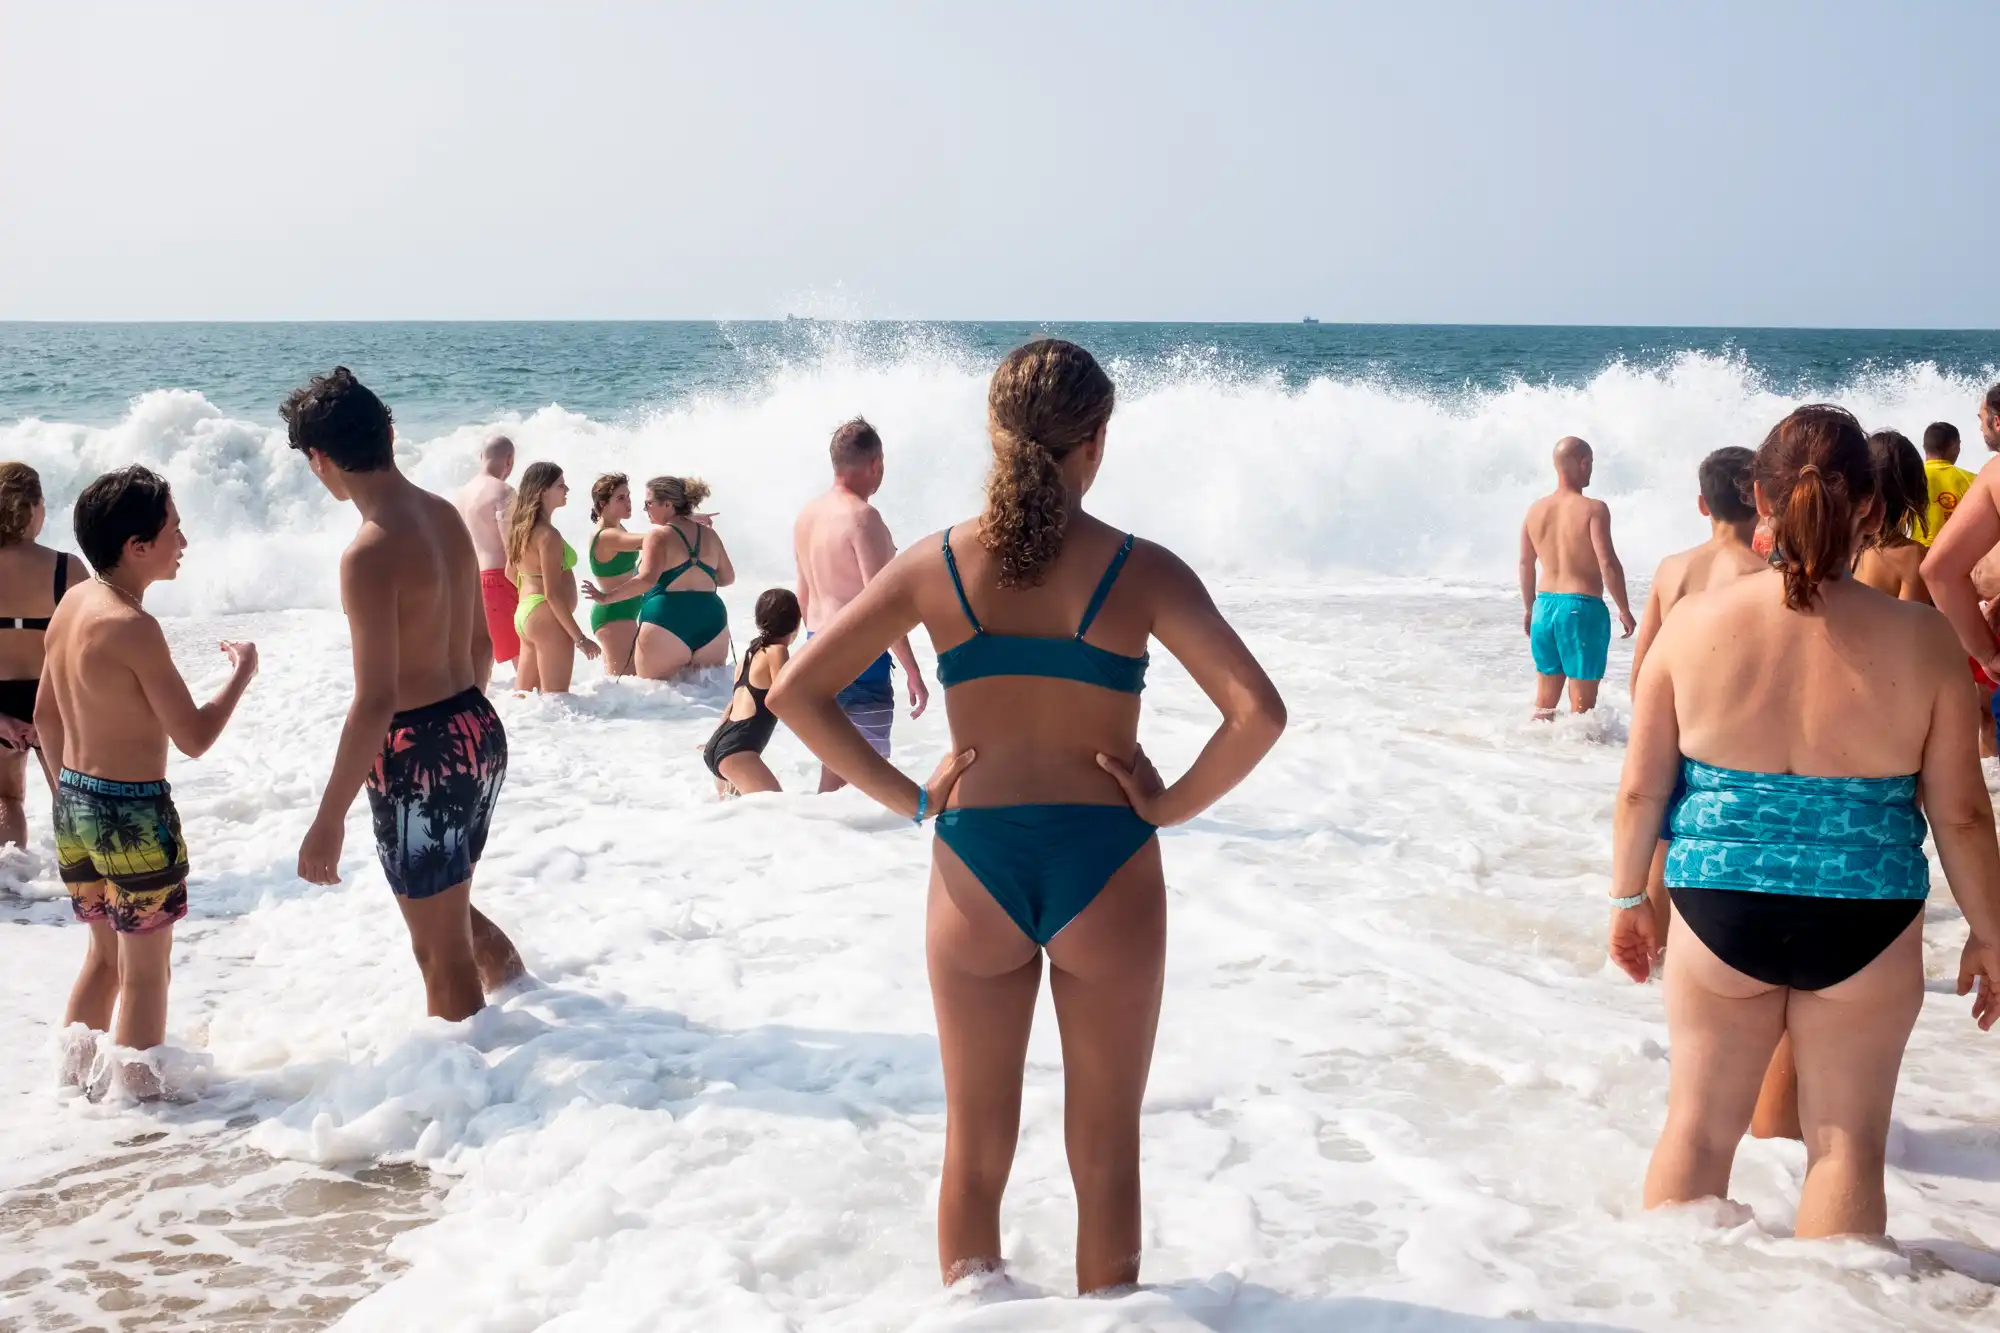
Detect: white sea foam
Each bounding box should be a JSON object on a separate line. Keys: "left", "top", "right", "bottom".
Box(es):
{"left": 0, "top": 348, "right": 1990, "bottom": 615}
{"left": 3, "top": 352, "right": 2000, "bottom": 1328}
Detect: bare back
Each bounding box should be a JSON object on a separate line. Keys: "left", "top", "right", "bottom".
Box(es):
{"left": 349, "top": 487, "right": 486, "bottom": 710}
{"left": 1653, "top": 570, "right": 1955, "bottom": 777}
{"left": 0, "top": 541, "right": 78, "bottom": 679}
{"left": 1525, "top": 491, "right": 1610, "bottom": 596}
{"left": 1853, "top": 541, "right": 1930, "bottom": 604}
{"left": 794, "top": 490, "right": 882, "bottom": 631}
{"left": 913, "top": 516, "right": 1155, "bottom": 807}
{"left": 454, "top": 474, "right": 513, "bottom": 572}
{"left": 42, "top": 585, "right": 176, "bottom": 780}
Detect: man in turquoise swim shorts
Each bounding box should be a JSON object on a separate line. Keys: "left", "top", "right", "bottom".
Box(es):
{"left": 1518, "top": 436, "right": 1636, "bottom": 719}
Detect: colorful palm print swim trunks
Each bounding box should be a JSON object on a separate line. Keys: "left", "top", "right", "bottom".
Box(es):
{"left": 366, "top": 688, "right": 507, "bottom": 900}
{"left": 55, "top": 771, "right": 190, "bottom": 934}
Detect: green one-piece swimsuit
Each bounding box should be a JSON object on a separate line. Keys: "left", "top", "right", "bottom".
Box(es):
{"left": 589, "top": 528, "right": 642, "bottom": 632}
{"left": 637, "top": 526, "right": 729, "bottom": 651}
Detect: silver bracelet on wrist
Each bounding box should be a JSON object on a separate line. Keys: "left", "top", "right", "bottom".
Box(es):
{"left": 1609, "top": 891, "right": 1647, "bottom": 910}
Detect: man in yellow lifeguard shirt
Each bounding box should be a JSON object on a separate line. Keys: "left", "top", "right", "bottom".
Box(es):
{"left": 1920, "top": 421, "right": 1976, "bottom": 546}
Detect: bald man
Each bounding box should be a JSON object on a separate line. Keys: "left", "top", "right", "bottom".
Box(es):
{"left": 1518, "top": 436, "right": 1635, "bottom": 719}
{"left": 454, "top": 435, "right": 519, "bottom": 665}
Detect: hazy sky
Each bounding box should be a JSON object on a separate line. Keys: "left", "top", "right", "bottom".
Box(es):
{"left": 3, "top": 1, "right": 1994, "bottom": 325}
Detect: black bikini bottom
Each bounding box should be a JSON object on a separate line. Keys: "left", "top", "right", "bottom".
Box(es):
{"left": 1670, "top": 886, "right": 1923, "bottom": 991}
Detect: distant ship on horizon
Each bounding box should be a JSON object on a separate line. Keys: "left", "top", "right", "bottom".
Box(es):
{"left": 1302, "top": 316, "right": 1320, "bottom": 325}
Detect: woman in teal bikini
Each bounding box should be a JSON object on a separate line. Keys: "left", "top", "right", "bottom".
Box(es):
{"left": 584, "top": 476, "right": 734, "bottom": 681}
{"left": 770, "top": 340, "right": 1286, "bottom": 1293}
{"left": 586, "top": 473, "right": 648, "bottom": 677}
{"left": 506, "top": 462, "right": 599, "bottom": 694}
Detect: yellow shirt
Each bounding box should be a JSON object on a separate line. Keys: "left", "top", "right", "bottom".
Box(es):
{"left": 1920, "top": 457, "right": 1977, "bottom": 546}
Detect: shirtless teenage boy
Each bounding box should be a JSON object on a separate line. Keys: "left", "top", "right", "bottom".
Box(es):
{"left": 1629, "top": 447, "right": 1763, "bottom": 690}
{"left": 793, "top": 417, "right": 929, "bottom": 791}
{"left": 1519, "top": 436, "right": 1636, "bottom": 718}
{"left": 455, "top": 435, "right": 519, "bottom": 666}
{"left": 41, "top": 466, "right": 257, "bottom": 1091}
{"left": 286, "top": 369, "right": 523, "bottom": 1022}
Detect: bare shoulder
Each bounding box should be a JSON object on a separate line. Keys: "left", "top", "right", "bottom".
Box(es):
{"left": 1651, "top": 547, "right": 1694, "bottom": 592}
{"left": 1886, "top": 592, "right": 1957, "bottom": 650}
{"left": 340, "top": 520, "right": 399, "bottom": 580}
{"left": 1587, "top": 497, "right": 1614, "bottom": 522}
{"left": 422, "top": 491, "right": 476, "bottom": 552}
{"left": 1127, "top": 537, "right": 1207, "bottom": 603}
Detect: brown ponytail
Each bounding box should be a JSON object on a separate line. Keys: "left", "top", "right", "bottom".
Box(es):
{"left": 647, "top": 476, "right": 711, "bottom": 517}
{"left": 590, "top": 472, "right": 628, "bottom": 523}
{"left": 0, "top": 463, "right": 42, "bottom": 548}
{"left": 1754, "top": 405, "right": 1875, "bottom": 610}
{"left": 982, "top": 339, "right": 1115, "bottom": 587}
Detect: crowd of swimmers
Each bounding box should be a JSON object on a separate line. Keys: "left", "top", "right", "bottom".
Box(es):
{"left": 13, "top": 349, "right": 2000, "bottom": 1288}
{"left": 447, "top": 416, "right": 928, "bottom": 795}
{"left": 1522, "top": 382, "right": 2000, "bottom": 1243}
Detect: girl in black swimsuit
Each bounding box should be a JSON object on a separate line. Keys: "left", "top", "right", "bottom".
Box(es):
{"left": 704, "top": 590, "right": 801, "bottom": 796}
{"left": 0, "top": 463, "right": 83, "bottom": 847}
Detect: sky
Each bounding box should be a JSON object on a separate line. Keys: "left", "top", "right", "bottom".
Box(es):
{"left": 2, "top": 0, "right": 1995, "bottom": 325}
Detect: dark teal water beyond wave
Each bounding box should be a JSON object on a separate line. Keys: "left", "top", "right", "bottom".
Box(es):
{"left": 4, "top": 322, "right": 1997, "bottom": 434}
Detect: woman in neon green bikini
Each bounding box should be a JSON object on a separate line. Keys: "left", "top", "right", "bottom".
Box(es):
{"left": 586, "top": 473, "right": 648, "bottom": 677}
{"left": 584, "top": 475, "right": 734, "bottom": 680}
{"left": 506, "top": 461, "right": 600, "bottom": 693}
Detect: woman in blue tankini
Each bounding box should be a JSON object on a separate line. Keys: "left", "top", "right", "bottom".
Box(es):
{"left": 1611, "top": 404, "right": 2000, "bottom": 1240}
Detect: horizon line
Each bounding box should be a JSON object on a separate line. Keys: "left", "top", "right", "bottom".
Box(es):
{"left": 3, "top": 318, "right": 2000, "bottom": 334}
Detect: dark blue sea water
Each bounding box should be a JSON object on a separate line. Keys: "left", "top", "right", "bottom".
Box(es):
{"left": 4, "top": 322, "right": 1996, "bottom": 434}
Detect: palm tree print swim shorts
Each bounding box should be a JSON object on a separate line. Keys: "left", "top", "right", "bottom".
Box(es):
{"left": 366, "top": 688, "right": 507, "bottom": 900}
{"left": 54, "top": 771, "right": 190, "bottom": 934}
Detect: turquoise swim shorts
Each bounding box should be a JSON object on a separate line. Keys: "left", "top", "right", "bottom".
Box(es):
{"left": 1530, "top": 592, "right": 1610, "bottom": 681}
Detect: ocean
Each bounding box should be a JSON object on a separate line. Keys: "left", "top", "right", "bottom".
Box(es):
{"left": 2, "top": 323, "right": 1999, "bottom": 1331}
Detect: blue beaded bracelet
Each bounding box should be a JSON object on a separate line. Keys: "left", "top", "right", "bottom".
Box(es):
{"left": 914, "top": 788, "right": 929, "bottom": 825}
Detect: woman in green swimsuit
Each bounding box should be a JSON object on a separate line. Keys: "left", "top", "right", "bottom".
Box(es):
{"left": 586, "top": 473, "right": 649, "bottom": 677}
{"left": 584, "top": 475, "right": 734, "bottom": 681}
{"left": 506, "top": 461, "right": 599, "bottom": 693}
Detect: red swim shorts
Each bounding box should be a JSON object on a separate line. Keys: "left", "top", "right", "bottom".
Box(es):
{"left": 481, "top": 568, "right": 520, "bottom": 664}
{"left": 1972, "top": 657, "right": 1997, "bottom": 691}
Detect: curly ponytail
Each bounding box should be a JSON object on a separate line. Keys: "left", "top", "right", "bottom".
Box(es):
{"left": 0, "top": 463, "right": 43, "bottom": 548}
{"left": 982, "top": 339, "right": 1115, "bottom": 587}
{"left": 1755, "top": 405, "right": 1875, "bottom": 611}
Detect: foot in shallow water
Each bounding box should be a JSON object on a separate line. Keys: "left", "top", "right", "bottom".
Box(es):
{"left": 56, "top": 1023, "right": 97, "bottom": 1090}
{"left": 81, "top": 1043, "right": 212, "bottom": 1104}
{"left": 485, "top": 971, "right": 545, "bottom": 1005}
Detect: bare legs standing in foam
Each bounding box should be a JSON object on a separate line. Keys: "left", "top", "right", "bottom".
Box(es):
{"left": 1646, "top": 908, "right": 1922, "bottom": 1237}
{"left": 928, "top": 836, "right": 1165, "bottom": 1293}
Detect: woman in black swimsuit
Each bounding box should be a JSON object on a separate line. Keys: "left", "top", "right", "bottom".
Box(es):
{"left": 0, "top": 463, "right": 85, "bottom": 847}
{"left": 704, "top": 590, "right": 800, "bottom": 796}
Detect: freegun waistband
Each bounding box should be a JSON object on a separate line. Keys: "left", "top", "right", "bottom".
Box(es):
{"left": 59, "top": 770, "right": 168, "bottom": 799}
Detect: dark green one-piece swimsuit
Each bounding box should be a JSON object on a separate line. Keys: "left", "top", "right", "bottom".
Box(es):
{"left": 638, "top": 526, "right": 729, "bottom": 651}
{"left": 589, "top": 528, "right": 642, "bottom": 633}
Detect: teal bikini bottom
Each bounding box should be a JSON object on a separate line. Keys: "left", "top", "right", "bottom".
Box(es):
{"left": 935, "top": 804, "right": 1156, "bottom": 945}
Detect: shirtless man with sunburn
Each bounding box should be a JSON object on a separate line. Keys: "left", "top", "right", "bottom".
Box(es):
{"left": 41, "top": 466, "right": 258, "bottom": 1096}
{"left": 455, "top": 435, "right": 518, "bottom": 667}
{"left": 793, "top": 417, "right": 929, "bottom": 791}
{"left": 287, "top": 368, "right": 524, "bottom": 1022}
{"left": 1518, "top": 436, "right": 1637, "bottom": 719}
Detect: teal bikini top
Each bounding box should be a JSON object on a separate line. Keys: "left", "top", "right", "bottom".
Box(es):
{"left": 653, "top": 525, "right": 718, "bottom": 589}
{"left": 937, "top": 528, "right": 1148, "bottom": 693}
